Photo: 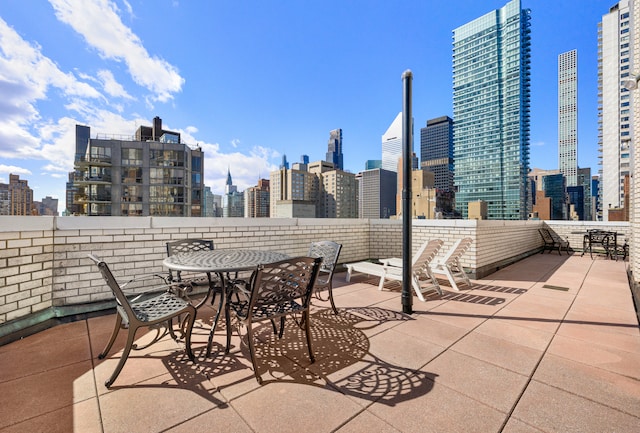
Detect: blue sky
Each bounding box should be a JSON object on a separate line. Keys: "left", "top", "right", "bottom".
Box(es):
{"left": 0, "top": 0, "right": 614, "bottom": 213}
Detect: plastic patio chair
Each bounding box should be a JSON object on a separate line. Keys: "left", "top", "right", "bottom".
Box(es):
{"left": 429, "top": 237, "right": 473, "bottom": 291}
{"left": 88, "top": 254, "right": 196, "bottom": 387}
{"left": 224, "top": 256, "right": 321, "bottom": 384}
{"left": 308, "top": 240, "right": 342, "bottom": 314}
{"left": 379, "top": 238, "right": 445, "bottom": 301}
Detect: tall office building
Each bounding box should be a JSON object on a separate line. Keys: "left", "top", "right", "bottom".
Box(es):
{"left": 357, "top": 168, "right": 397, "bottom": 219}
{"left": 599, "top": 1, "right": 633, "bottom": 220}
{"left": 381, "top": 112, "right": 403, "bottom": 173}
{"left": 452, "top": 0, "right": 532, "bottom": 219}
{"left": 326, "top": 129, "right": 344, "bottom": 170}
{"left": 69, "top": 117, "right": 204, "bottom": 216}
{"left": 558, "top": 49, "right": 578, "bottom": 187}
{"left": 420, "top": 116, "right": 454, "bottom": 193}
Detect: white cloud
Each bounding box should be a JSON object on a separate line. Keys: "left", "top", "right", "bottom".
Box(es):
{"left": 49, "top": 0, "right": 184, "bottom": 102}
{"left": 98, "top": 69, "right": 134, "bottom": 100}
{"left": 0, "top": 164, "right": 32, "bottom": 176}
{"left": 0, "top": 16, "right": 103, "bottom": 160}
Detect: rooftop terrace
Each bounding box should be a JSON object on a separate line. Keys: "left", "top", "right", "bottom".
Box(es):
{"left": 1, "top": 251, "right": 638, "bottom": 433}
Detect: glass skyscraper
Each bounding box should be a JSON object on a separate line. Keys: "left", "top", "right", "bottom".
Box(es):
{"left": 452, "top": 0, "right": 531, "bottom": 220}
{"left": 420, "top": 116, "right": 454, "bottom": 193}
{"left": 326, "top": 129, "right": 344, "bottom": 170}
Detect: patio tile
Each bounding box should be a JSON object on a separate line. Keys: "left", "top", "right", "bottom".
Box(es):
{"left": 533, "top": 353, "right": 640, "bottom": 417}
{"left": 423, "top": 350, "right": 528, "bottom": 413}
{"left": 392, "top": 314, "right": 470, "bottom": 348}
{"left": 0, "top": 320, "right": 88, "bottom": 354}
{"left": 0, "top": 331, "right": 92, "bottom": 382}
{"left": 335, "top": 410, "right": 402, "bottom": 433}
{"left": 562, "top": 302, "right": 640, "bottom": 335}
{"left": 450, "top": 331, "right": 543, "bottom": 376}
{"left": 230, "top": 379, "right": 364, "bottom": 433}
{"left": 556, "top": 320, "right": 640, "bottom": 353}
{"left": 0, "top": 360, "right": 96, "bottom": 430}
{"left": 474, "top": 317, "right": 554, "bottom": 352}
{"left": 367, "top": 328, "right": 446, "bottom": 371}
{"left": 99, "top": 372, "right": 224, "bottom": 433}
{"left": 501, "top": 417, "right": 546, "bottom": 433}
{"left": 368, "top": 379, "right": 507, "bottom": 433}
{"left": 511, "top": 380, "right": 639, "bottom": 433}
{"left": 164, "top": 405, "right": 255, "bottom": 433}
{"left": 0, "top": 397, "right": 102, "bottom": 433}
{"left": 547, "top": 334, "right": 640, "bottom": 379}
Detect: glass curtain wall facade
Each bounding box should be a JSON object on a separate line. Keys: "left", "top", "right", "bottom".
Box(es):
{"left": 558, "top": 49, "right": 578, "bottom": 187}
{"left": 326, "top": 129, "right": 344, "bottom": 170}
{"left": 452, "top": 0, "right": 531, "bottom": 219}
{"left": 420, "top": 116, "right": 454, "bottom": 192}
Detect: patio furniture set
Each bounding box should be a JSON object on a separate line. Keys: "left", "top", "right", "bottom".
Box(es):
{"left": 88, "top": 237, "right": 474, "bottom": 388}
{"left": 539, "top": 227, "right": 628, "bottom": 261}
{"left": 88, "top": 239, "right": 343, "bottom": 387}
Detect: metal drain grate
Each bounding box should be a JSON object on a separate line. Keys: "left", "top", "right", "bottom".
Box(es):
{"left": 542, "top": 284, "right": 569, "bottom": 291}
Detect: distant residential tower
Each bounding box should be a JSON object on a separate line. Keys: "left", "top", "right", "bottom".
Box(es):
{"left": 452, "top": 0, "right": 532, "bottom": 219}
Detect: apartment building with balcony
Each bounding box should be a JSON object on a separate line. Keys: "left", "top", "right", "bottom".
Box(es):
{"left": 69, "top": 117, "right": 204, "bottom": 217}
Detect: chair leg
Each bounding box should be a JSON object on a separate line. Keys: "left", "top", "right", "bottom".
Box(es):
{"left": 224, "top": 301, "right": 232, "bottom": 354}
{"left": 444, "top": 268, "right": 460, "bottom": 291}
{"left": 182, "top": 311, "right": 196, "bottom": 362}
{"left": 246, "top": 323, "right": 262, "bottom": 384}
{"left": 99, "top": 314, "right": 122, "bottom": 359}
{"left": 277, "top": 317, "right": 285, "bottom": 339}
{"left": 303, "top": 311, "right": 315, "bottom": 363}
{"left": 327, "top": 282, "right": 339, "bottom": 315}
{"left": 105, "top": 325, "right": 137, "bottom": 388}
{"left": 411, "top": 277, "right": 426, "bottom": 302}
{"left": 206, "top": 289, "right": 224, "bottom": 357}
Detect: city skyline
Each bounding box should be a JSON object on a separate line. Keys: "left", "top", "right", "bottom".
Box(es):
{"left": 0, "top": 0, "right": 613, "bottom": 213}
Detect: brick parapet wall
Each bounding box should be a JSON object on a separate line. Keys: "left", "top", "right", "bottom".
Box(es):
{"left": 0, "top": 216, "right": 630, "bottom": 330}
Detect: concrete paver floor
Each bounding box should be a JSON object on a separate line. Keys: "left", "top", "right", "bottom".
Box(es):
{"left": 1, "top": 253, "right": 639, "bottom": 433}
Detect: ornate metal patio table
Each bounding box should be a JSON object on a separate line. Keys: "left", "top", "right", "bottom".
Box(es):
{"left": 163, "top": 249, "right": 289, "bottom": 356}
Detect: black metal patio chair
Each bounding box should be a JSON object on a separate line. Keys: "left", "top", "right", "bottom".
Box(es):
{"left": 539, "top": 227, "right": 570, "bottom": 255}
{"left": 224, "top": 256, "right": 321, "bottom": 384}
{"left": 88, "top": 254, "right": 196, "bottom": 388}
{"left": 308, "top": 240, "right": 342, "bottom": 314}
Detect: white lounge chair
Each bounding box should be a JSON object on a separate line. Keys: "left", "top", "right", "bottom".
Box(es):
{"left": 430, "top": 237, "right": 473, "bottom": 291}
{"left": 345, "top": 239, "right": 444, "bottom": 301}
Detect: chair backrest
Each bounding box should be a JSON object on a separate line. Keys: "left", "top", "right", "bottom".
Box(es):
{"left": 412, "top": 239, "right": 444, "bottom": 274}
{"left": 88, "top": 254, "right": 136, "bottom": 325}
{"left": 539, "top": 228, "right": 554, "bottom": 243}
{"left": 441, "top": 238, "right": 473, "bottom": 265}
{"left": 166, "top": 239, "right": 214, "bottom": 256}
{"left": 248, "top": 256, "right": 322, "bottom": 317}
{"left": 308, "top": 241, "right": 342, "bottom": 281}
{"left": 166, "top": 239, "right": 214, "bottom": 280}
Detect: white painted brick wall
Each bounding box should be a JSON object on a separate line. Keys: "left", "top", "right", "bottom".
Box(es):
{"left": 0, "top": 216, "right": 631, "bottom": 327}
